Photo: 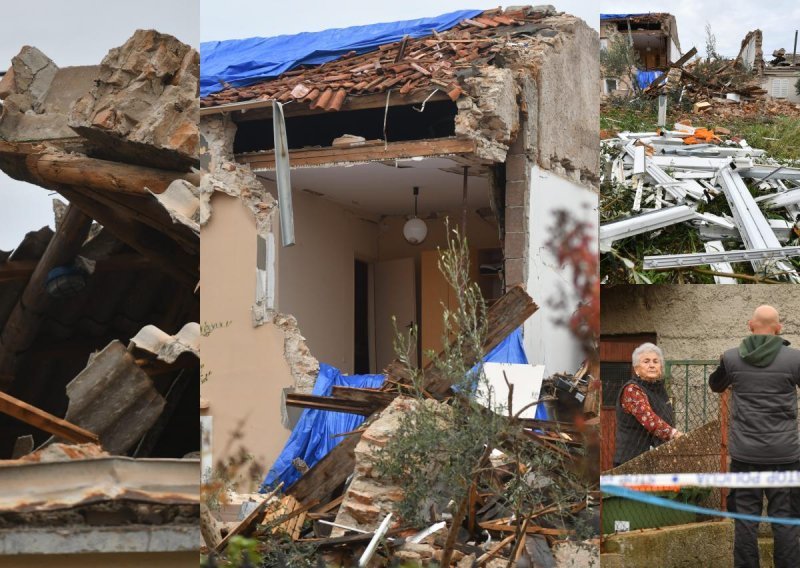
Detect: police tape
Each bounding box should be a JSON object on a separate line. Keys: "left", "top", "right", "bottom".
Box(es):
{"left": 603, "top": 485, "right": 800, "bottom": 526}
{"left": 601, "top": 470, "right": 800, "bottom": 489}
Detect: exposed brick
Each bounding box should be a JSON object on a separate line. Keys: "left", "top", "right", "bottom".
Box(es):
{"left": 505, "top": 153, "right": 530, "bottom": 183}
{"left": 505, "top": 258, "right": 524, "bottom": 287}
{"left": 505, "top": 180, "right": 527, "bottom": 207}
{"left": 505, "top": 206, "right": 526, "bottom": 232}
{"left": 504, "top": 231, "right": 526, "bottom": 259}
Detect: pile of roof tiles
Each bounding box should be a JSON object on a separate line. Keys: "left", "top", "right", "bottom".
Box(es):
{"left": 201, "top": 7, "right": 559, "bottom": 111}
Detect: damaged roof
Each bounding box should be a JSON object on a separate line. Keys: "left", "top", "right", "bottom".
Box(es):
{"left": 201, "top": 6, "right": 567, "bottom": 111}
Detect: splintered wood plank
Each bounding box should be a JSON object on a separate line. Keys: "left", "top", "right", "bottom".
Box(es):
{"left": 215, "top": 498, "right": 270, "bottom": 553}
{"left": 0, "top": 390, "right": 99, "bottom": 444}
{"left": 285, "top": 393, "right": 374, "bottom": 415}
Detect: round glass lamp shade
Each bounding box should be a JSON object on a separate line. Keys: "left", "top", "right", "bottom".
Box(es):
{"left": 403, "top": 217, "right": 428, "bottom": 244}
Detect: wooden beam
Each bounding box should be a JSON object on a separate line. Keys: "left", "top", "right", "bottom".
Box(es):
{"left": 0, "top": 253, "right": 153, "bottom": 284}
{"left": 18, "top": 151, "right": 200, "bottom": 196}
{"left": 0, "top": 390, "right": 100, "bottom": 445}
{"left": 56, "top": 186, "right": 198, "bottom": 285}
{"left": 330, "top": 386, "right": 397, "bottom": 408}
{"left": 287, "top": 285, "right": 538, "bottom": 506}
{"left": 200, "top": 89, "right": 452, "bottom": 121}
{"left": 285, "top": 393, "right": 375, "bottom": 416}
{"left": 0, "top": 205, "right": 93, "bottom": 388}
{"left": 236, "top": 137, "right": 476, "bottom": 170}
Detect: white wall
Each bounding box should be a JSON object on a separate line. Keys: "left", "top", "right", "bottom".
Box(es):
{"left": 524, "top": 165, "right": 598, "bottom": 376}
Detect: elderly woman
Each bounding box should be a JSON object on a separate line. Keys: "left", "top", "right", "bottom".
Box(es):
{"left": 613, "top": 343, "right": 682, "bottom": 467}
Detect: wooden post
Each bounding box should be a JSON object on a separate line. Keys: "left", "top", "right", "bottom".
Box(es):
{"left": 0, "top": 205, "right": 93, "bottom": 387}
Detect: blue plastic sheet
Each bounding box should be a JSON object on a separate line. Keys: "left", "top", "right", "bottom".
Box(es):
{"left": 260, "top": 364, "right": 384, "bottom": 492}
{"left": 262, "top": 328, "right": 546, "bottom": 491}
{"left": 636, "top": 69, "right": 663, "bottom": 90}
{"left": 600, "top": 14, "right": 650, "bottom": 20}
{"left": 201, "top": 9, "right": 483, "bottom": 98}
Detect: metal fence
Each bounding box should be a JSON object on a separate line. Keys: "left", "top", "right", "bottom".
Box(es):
{"left": 664, "top": 360, "right": 720, "bottom": 433}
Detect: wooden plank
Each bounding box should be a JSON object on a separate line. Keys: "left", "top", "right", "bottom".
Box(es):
{"left": 330, "top": 386, "right": 397, "bottom": 407}
{"left": 236, "top": 137, "right": 476, "bottom": 170}
{"left": 0, "top": 390, "right": 99, "bottom": 444}
{"left": 285, "top": 393, "right": 374, "bottom": 416}
{"left": 0, "top": 205, "right": 93, "bottom": 386}
{"left": 478, "top": 521, "right": 571, "bottom": 536}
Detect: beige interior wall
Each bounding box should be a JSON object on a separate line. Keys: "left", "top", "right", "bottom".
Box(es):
{"left": 601, "top": 284, "right": 800, "bottom": 360}
{"left": 270, "top": 186, "right": 380, "bottom": 373}
{"left": 0, "top": 552, "right": 195, "bottom": 568}
{"left": 200, "top": 192, "right": 294, "bottom": 488}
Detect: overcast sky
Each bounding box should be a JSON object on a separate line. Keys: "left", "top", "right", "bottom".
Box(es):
{"left": 0, "top": 0, "right": 198, "bottom": 251}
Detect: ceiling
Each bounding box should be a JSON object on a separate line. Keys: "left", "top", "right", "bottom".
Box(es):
{"left": 256, "top": 157, "right": 492, "bottom": 216}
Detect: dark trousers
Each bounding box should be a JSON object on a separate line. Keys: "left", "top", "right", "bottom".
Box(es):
{"left": 729, "top": 460, "right": 800, "bottom": 568}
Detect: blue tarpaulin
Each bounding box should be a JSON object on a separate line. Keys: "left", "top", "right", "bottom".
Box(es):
{"left": 260, "top": 363, "right": 384, "bottom": 492}
{"left": 600, "top": 14, "right": 651, "bottom": 20}
{"left": 201, "top": 9, "right": 483, "bottom": 98}
{"left": 261, "top": 328, "right": 545, "bottom": 492}
{"left": 636, "top": 69, "right": 663, "bottom": 90}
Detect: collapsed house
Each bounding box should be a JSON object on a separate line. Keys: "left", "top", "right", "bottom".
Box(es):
{"left": 600, "top": 121, "right": 800, "bottom": 284}
{"left": 199, "top": 4, "right": 599, "bottom": 565}
{"left": 0, "top": 31, "right": 200, "bottom": 565}
{"left": 599, "top": 13, "right": 681, "bottom": 96}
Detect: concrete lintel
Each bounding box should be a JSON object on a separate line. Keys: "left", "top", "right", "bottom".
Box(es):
{"left": 0, "top": 525, "right": 199, "bottom": 555}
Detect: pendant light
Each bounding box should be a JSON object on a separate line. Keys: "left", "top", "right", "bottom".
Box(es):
{"left": 403, "top": 186, "right": 428, "bottom": 245}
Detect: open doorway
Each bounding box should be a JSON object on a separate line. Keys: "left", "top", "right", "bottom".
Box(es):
{"left": 353, "top": 259, "right": 370, "bottom": 374}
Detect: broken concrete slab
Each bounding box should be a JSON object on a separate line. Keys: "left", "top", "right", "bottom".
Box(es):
{"left": 69, "top": 29, "right": 200, "bottom": 171}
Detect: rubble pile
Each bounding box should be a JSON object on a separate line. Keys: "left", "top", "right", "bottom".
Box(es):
{"left": 600, "top": 121, "right": 800, "bottom": 283}
{"left": 201, "top": 287, "right": 599, "bottom": 566}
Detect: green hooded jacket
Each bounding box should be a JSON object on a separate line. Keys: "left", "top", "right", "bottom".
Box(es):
{"left": 738, "top": 334, "right": 788, "bottom": 367}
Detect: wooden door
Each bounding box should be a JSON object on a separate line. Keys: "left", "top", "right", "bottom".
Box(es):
{"left": 600, "top": 333, "right": 657, "bottom": 471}
{"left": 373, "top": 258, "right": 417, "bottom": 373}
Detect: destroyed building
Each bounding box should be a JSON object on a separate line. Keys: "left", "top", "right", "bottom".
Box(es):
{"left": 0, "top": 31, "right": 200, "bottom": 566}
{"left": 762, "top": 38, "right": 800, "bottom": 103}
{"left": 199, "top": 3, "right": 598, "bottom": 485}
{"left": 600, "top": 13, "right": 681, "bottom": 97}
{"left": 199, "top": 5, "right": 599, "bottom": 565}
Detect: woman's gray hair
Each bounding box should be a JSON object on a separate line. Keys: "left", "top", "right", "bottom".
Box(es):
{"left": 632, "top": 343, "right": 665, "bottom": 374}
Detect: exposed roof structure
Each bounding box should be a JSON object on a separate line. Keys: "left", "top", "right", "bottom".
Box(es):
{"left": 201, "top": 7, "right": 565, "bottom": 111}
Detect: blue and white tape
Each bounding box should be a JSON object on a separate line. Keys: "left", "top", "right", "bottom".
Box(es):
{"left": 601, "top": 470, "right": 800, "bottom": 489}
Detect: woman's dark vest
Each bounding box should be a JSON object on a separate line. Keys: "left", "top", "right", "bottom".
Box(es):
{"left": 613, "top": 377, "right": 675, "bottom": 466}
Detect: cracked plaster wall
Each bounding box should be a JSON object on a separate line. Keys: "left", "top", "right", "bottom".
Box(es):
{"left": 601, "top": 285, "right": 800, "bottom": 360}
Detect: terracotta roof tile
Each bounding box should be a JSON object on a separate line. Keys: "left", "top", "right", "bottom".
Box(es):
{"left": 200, "top": 7, "right": 562, "bottom": 111}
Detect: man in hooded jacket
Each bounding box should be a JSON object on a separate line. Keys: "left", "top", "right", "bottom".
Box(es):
{"left": 709, "top": 305, "right": 800, "bottom": 568}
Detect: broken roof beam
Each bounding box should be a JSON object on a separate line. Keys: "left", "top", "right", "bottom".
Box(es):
{"left": 285, "top": 393, "right": 376, "bottom": 416}
{"left": 287, "top": 285, "right": 538, "bottom": 505}
{"left": 55, "top": 186, "right": 198, "bottom": 285}
{"left": 0, "top": 205, "right": 93, "bottom": 388}
{"left": 0, "top": 390, "right": 99, "bottom": 445}
{"left": 0, "top": 142, "right": 199, "bottom": 196}
{"left": 237, "top": 137, "right": 476, "bottom": 170}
